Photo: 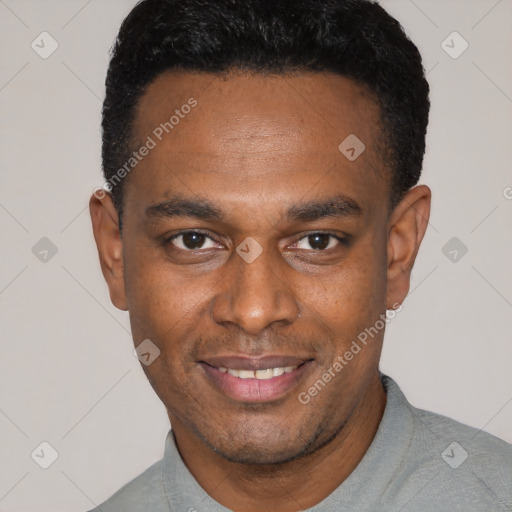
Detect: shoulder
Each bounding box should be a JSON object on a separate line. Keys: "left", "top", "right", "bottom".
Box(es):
{"left": 385, "top": 376, "right": 512, "bottom": 510}
{"left": 413, "top": 400, "right": 512, "bottom": 459}
{"left": 87, "top": 459, "right": 168, "bottom": 512}
{"left": 412, "top": 402, "right": 512, "bottom": 486}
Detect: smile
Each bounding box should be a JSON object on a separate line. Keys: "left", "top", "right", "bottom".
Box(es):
{"left": 198, "top": 356, "right": 314, "bottom": 403}
{"left": 218, "top": 365, "right": 298, "bottom": 379}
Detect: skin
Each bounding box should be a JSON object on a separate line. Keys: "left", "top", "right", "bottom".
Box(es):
{"left": 90, "top": 70, "right": 430, "bottom": 512}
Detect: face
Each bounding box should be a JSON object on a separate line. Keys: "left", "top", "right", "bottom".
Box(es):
{"left": 91, "top": 71, "right": 430, "bottom": 465}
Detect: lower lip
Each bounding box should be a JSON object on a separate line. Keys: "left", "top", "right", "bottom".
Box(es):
{"left": 199, "top": 361, "right": 313, "bottom": 403}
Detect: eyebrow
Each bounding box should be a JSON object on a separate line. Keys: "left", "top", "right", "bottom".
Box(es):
{"left": 144, "top": 194, "right": 362, "bottom": 223}
{"left": 145, "top": 194, "right": 224, "bottom": 221}
{"left": 286, "top": 195, "right": 363, "bottom": 222}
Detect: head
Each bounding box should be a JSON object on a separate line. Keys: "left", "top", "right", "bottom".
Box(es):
{"left": 91, "top": 0, "right": 430, "bottom": 464}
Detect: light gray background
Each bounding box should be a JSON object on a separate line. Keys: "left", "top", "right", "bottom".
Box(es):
{"left": 0, "top": 0, "right": 511, "bottom": 510}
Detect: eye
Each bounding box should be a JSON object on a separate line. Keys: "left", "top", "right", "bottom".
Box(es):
{"left": 168, "top": 231, "right": 220, "bottom": 251}
{"left": 293, "top": 233, "right": 344, "bottom": 251}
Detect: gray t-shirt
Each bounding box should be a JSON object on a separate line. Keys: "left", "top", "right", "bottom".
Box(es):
{"left": 89, "top": 374, "right": 512, "bottom": 511}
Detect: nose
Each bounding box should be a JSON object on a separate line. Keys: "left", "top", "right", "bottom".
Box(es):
{"left": 211, "top": 244, "right": 300, "bottom": 335}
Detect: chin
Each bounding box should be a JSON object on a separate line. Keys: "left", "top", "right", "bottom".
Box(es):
{"left": 211, "top": 442, "right": 308, "bottom": 465}
{"left": 198, "top": 423, "right": 328, "bottom": 466}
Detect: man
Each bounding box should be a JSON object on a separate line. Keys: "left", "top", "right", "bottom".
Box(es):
{"left": 89, "top": 0, "right": 511, "bottom": 510}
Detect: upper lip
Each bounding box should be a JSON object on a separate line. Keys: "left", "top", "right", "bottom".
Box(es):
{"left": 200, "top": 355, "right": 313, "bottom": 371}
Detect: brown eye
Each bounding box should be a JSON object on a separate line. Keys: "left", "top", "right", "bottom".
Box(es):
{"left": 169, "top": 232, "right": 218, "bottom": 250}
{"left": 295, "top": 233, "right": 343, "bottom": 251}
{"left": 308, "top": 234, "right": 330, "bottom": 250}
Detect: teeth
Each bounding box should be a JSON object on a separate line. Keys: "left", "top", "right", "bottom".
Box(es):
{"left": 219, "top": 365, "right": 298, "bottom": 379}
{"left": 255, "top": 369, "right": 274, "bottom": 380}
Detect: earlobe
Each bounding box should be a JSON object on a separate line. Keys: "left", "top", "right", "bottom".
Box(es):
{"left": 385, "top": 185, "right": 431, "bottom": 309}
{"left": 89, "top": 190, "right": 128, "bottom": 311}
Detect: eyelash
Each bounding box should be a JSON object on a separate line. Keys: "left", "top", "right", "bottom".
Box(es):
{"left": 165, "top": 230, "right": 222, "bottom": 251}
{"left": 291, "top": 233, "right": 348, "bottom": 251}
{"left": 165, "top": 230, "right": 348, "bottom": 252}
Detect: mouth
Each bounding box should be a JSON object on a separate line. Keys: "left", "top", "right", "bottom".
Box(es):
{"left": 198, "top": 355, "right": 315, "bottom": 403}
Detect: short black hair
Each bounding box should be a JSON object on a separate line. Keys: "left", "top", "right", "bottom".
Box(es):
{"left": 102, "top": 0, "right": 429, "bottom": 217}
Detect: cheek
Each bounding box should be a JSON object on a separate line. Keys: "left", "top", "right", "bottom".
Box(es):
{"left": 314, "top": 246, "right": 386, "bottom": 320}
{"left": 128, "top": 276, "right": 189, "bottom": 337}
{"left": 123, "top": 245, "right": 213, "bottom": 351}
{"left": 302, "top": 245, "right": 388, "bottom": 370}
{"left": 124, "top": 257, "right": 210, "bottom": 398}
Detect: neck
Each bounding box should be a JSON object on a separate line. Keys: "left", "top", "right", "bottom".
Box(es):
{"left": 171, "top": 373, "right": 386, "bottom": 512}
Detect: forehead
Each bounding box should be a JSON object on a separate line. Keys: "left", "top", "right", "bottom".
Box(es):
{"left": 127, "top": 70, "right": 390, "bottom": 217}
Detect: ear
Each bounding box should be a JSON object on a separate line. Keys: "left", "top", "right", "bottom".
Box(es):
{"left": 89, "top": 189, "right": 128, "bottom": 311}
{"left": 386, "top": 185, "right": 431, "bottom": 309}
